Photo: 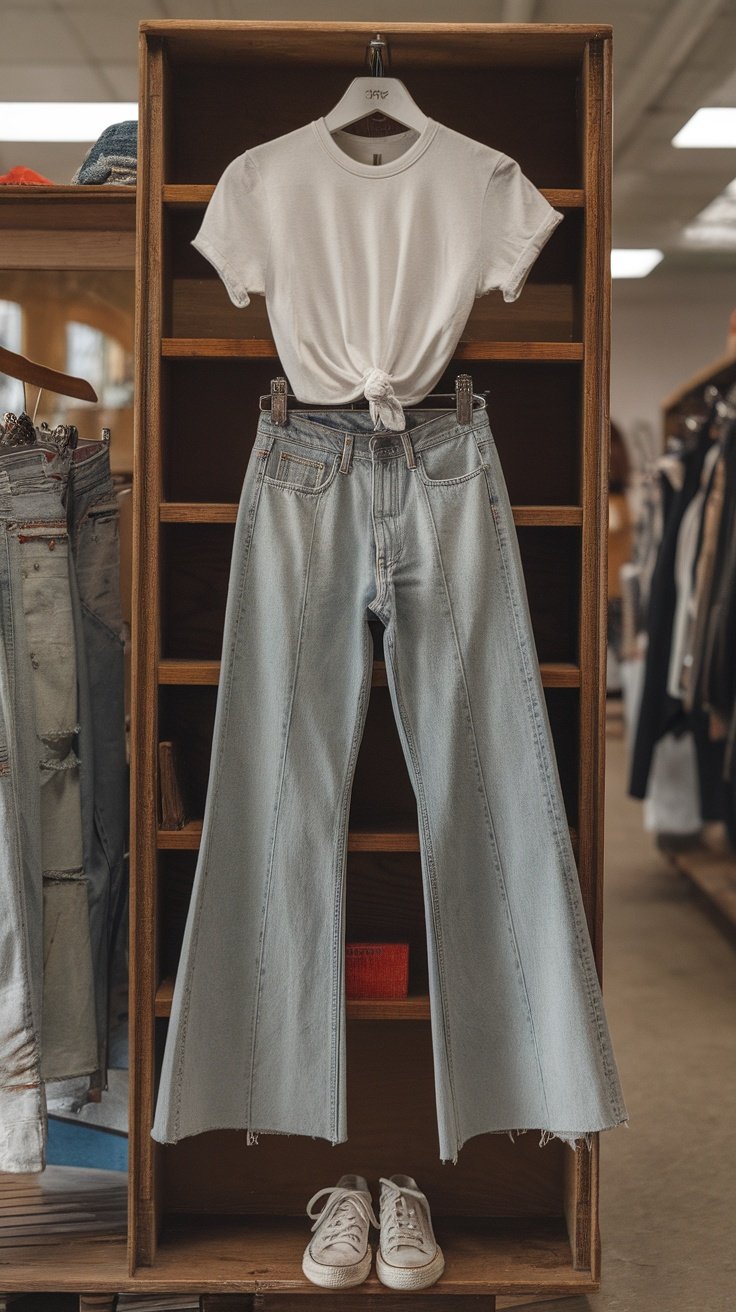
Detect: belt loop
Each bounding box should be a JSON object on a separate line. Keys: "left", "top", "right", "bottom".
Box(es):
{"left": 340, "top": 432, "right": 354, "bottom": 474}
{"left": 400, "top": 430, "right": 416, "bottom": 470}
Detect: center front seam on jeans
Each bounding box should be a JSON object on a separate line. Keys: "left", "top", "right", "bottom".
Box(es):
{"left": 330, "top": 619, "right": 374, "bottom": 1141}
{"left": 413, "top": 475, "right": 553, "bottom": 1132}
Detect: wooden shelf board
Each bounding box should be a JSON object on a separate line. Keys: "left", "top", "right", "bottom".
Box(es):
{"left": 513, "top": 506, "right": 582, "bottom": 526}
{"left": 159, "top": 821, "right": 578, "bottom": 856}
{"left": 668, "top": 844, "right": 736, "bottom": 934}
{"left": 0, "top": 1156, "right": 597, "bottom": 1292}
{"left": 159, "top": 659, "right": 220, "bottom": 685}
{"left": 158, "top": 819, "right": 203, "bottom": 849}
{"left": 541, "top": 662, "right": 581, "bottom": 687}
{"left": 0, "top": 186, "right": 136, "bottom": 270}
{"left": 161, "top": 338, "right": 584, "bottom": 362}
{"left": 0, "top": 1190, "right": 594, "bottom": 1294}
{"left": 155, "top": 976, "right": 429, "bottom": 1020}
{"left": 142, "top": 20, "right": 611, "bottom": 67}
{"left": 144, "top": 1214, "right": 594, "bottom": 1295}
{"left": 158, "top": 658, "right": 580, "bottom": 688}
{"left": 157, "top": 821, "right": 421, "bottom": 852}
{"left": 164, "top": 183, "right": 585, "bottom": 208}
{"left": 160, "top": 502, "right": 238, "bottom": 523}
{"left": 159, "top": 502, "right": 582, "bottom": 527}
{"left": 0, "top": 185, "right": 135, "bottom": 202}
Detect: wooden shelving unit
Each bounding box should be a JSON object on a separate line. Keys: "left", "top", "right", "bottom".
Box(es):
{"left": 129, "top": 17, "right": 614, "bottom": 1299}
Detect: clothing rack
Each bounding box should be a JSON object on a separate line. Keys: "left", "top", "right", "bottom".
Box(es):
{"left": 635, "top": 351, "right": 736, "bottom": 935}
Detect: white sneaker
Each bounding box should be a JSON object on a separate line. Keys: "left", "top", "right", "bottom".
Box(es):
{"left": 376, "top": 1174, "right": 445, "bottom": 1290}
{"left": 302, "top": 1173, "right": 379, "bottom": 1288}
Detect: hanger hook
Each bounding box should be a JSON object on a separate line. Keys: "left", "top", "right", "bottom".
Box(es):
{"left": 366, "top": 33, "right": 388, "bottom": 77}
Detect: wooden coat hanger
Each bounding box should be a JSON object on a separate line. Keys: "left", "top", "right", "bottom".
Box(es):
{"left": 0, "top": 343, "right": 98, "bottom": 449}
{"left": 0, "top": 344, "right": 98, "bottom": 407}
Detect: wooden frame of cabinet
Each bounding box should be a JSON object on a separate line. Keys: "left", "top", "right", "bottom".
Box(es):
{"left": 126, "top": 16, "right": 614, "bottom": 1303}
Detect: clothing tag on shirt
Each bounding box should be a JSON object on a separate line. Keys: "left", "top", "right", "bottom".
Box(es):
{"left": 372, "top": 152, "right": 382, "bottom": 166}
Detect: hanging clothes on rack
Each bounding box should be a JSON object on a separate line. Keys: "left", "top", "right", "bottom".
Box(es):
{"left": 627, "top": 383, "right": 736, "bottom": 836}
{"left": 629, "top": 408, "right": 715, "bottom": 800}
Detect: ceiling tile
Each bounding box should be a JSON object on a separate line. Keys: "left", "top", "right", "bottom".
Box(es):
{"left": 0, "top": 62, "right": 109, "bottom": 99}
{"left": 102, "top": 65, "right": 139, "bottom": 100}
{"left": 62, "top": 6, "right": 155, "bottom": 63}
{"left": 0, "top": 7, "right": 85, "bottom": 62}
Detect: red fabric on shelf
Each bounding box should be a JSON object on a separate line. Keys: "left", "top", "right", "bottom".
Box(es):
{"left": 345, "top": 942, "right": 409, "bottom": 999}
{"left": 0, "top": 165, "right": 55, "bottom": 185}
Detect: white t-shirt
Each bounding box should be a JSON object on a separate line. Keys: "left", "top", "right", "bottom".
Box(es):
{"left": 192, "top": 116, "right": 564, "bottom": 430}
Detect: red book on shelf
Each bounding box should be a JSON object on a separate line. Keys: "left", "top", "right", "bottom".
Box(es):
{"left": 345, "top": 942, "right": 409, "bottom": 999}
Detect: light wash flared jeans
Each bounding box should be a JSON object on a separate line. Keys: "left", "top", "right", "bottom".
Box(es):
{"left": 151, "top": 404, "right": 628, "bottom": 1164}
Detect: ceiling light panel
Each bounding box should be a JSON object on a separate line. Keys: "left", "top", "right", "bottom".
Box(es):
{"left": 0, "top": 103, "right": 138, "bottom": 143}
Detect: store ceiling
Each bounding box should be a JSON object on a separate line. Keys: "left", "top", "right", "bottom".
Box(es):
{"left": 1, "top": 0, "right": 736, "bottom": 270}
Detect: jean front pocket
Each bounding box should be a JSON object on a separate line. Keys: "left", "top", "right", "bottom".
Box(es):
{"left": 74, "top": 499, "right": 124, "bottom": 645}
{"left": 262, "top": 440, "right": 339, "bottom": 494}
{"left": 416, "top": 431, "right": 489, "bottom": 487}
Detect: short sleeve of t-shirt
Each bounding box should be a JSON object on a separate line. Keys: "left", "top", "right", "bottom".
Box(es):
{"left": 191, "top": 152, "right": 271, "bottom": 308}
{"left": 477, "top": 153, "right": 564, "bottom": 303}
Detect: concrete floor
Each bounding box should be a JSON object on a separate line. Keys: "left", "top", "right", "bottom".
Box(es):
{"left": 508, "top": 727, "right": 736, "bottom": 1312}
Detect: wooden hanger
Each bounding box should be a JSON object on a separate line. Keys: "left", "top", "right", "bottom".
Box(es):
{"left": 323, "top": 33, "right": 428, "bottom": 136}
{"left": 0, "top": 344, "right": 97, "bottom": 405}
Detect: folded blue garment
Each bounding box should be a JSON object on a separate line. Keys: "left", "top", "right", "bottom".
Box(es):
{"left": 72, "top": 121, "right": 137, "bottom": 184}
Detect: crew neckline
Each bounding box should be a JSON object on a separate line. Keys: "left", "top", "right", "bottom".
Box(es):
{"left": 312, "top": 115, "right": 438, "bottom": 177}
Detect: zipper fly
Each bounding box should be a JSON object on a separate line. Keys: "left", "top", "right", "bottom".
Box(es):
{"left": 369, "top": 444, "right": 405, "bottom": 616}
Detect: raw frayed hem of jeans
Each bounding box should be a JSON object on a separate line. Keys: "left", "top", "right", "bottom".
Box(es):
{"left": 440, "top": 1119, "right": 630, "bottom": 1164}
{"left": 40, "top": 724, "right": 81, "bottom": 741}
{"left": 39, "top": 752, "right": 80, "bottom": 773}
{"left": 245, "top": 1127, "right": 346, "bottom": 1147}
{"left": 150, "top": 1122, "right": 345, "bottom": 1147}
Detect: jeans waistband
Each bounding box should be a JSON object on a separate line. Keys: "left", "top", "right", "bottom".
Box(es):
{"left": 68, "top": 440, "right": 114, "bottom": 496}
{"left": 0, "top": 442, "right": 69, "bottom": 500}
{"left": 256, "top": 403, "right": 491, "bottom": 462}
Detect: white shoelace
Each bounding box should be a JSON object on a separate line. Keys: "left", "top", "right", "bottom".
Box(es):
{"left": 306, "top": 1185, "right": 380, "bottom": 1256}
{"left": 379, "top": 1178, "right": 431, "bottom": 1252}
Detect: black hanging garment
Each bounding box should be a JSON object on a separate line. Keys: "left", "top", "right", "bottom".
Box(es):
{"left": 628, "top": 417, "right": 713, "bottom": 800}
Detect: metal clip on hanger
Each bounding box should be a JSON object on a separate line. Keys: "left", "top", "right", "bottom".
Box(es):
{"left": 259, "top": 374, "right": 486, "bottom": 427}
{"left": 0, "top": 410, "right": 37, "bottom": 447}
